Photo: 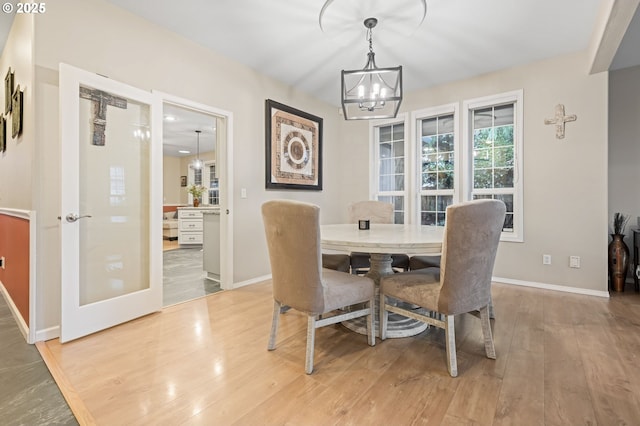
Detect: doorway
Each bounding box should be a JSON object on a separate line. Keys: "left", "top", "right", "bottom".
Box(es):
{"left": 157, "top": 94, "right": 233, "bottom": 306}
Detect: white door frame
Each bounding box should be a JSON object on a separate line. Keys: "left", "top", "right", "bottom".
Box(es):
{"left": 60, "top": 63, "right": 163, "bottom": 342}
{"left": 153, "top": 91, "right": 234, "bottom": 289}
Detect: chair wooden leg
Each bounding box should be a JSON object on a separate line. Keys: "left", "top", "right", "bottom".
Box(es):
{"left": 305, "top": 316, "right": 316, "bottom": 374}
{"left": 488, "top": 295, "right": 495, "bottom": 319}
{"left": 268, "top": 300, "right": 280, "bottom": 351}
{"left": 379, "top": 293, "right": 388, "bottom": 341}
{"left": 480, "top": 305, "right": 496, "bottom": 359}
{"left": 367, "top": 297, "right": 376, "bottom": 346}
{"left": 444, "top": 314, "right": 458, "bottom": 377}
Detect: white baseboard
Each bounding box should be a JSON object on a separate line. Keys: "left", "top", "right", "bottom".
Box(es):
{"left": 236, "top": 274, "right": 612, "bottom": 298}
{"left": 35, "top": 326, "right": 60, "bottom": 342}
{"left": 0, "top": 281, "right": 31, "bottom": 343}
{"left": 493, "top": 276, "right": 610, "bottom": 298}
{"left": 233, "top": 274, "right": 271, "bottom": 289}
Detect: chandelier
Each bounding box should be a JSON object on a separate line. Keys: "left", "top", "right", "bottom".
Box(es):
{"left": 341, "top": 18, "right": 402, "bottom": 120}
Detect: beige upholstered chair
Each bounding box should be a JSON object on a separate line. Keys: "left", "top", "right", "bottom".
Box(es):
{"left": 380, "top": 199, "right": 505, "bottom": 377}
{"left": 409, "top": 255, "right": 441, "bottom": 270}
{"left": 321, "top": 252, "right": 351, "bottom": 272}
{"left": 348, "top": 200, "right": 410, "bottom": 274}
{"left": 262, "top": 200, "right": 376, "bottom": 374}
{"left": 409, "top": 253, "right": 496, "bottom": 319}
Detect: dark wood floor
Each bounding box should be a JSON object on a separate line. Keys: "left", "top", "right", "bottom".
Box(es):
{"left": 39, "top": 280, "right": 640, "bottom": 425}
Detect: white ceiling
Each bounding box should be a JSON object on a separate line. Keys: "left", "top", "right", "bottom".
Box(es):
{"left": 101, "top": 0, "right": 608, "bottom": 107}
{"left": 162, "top": 104, "right": 216, "bottom": 157}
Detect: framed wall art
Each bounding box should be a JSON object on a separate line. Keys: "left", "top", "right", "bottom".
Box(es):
{"left": 4, "top": 67, "right": 13, "bottom": 114}
{"left": 11, "top": 84, "right": 22, "bottom": 138}
{"left": 0, "top": 115, "right": 5, "bottom": 152}
{"left": 180, "top": 175, "right": 187, "bottom": 187}
{"left": 265, "top": 99, "right": 323, "bottom": 190}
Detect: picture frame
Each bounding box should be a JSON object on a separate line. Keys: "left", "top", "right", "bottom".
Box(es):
{"left": 265, "top": 99, "right": 323, "bottom": 190}
{"left": 4, "top": 67, "right": 13, "bottom": 114}
{"left": 0, "top": 115, "right": 5, "bottom": 152}
{"left": 11, "top": 85, "right": 22, "bottom": 138}
{"left": 180, "top": 175, "right": 187, "bottom": 187}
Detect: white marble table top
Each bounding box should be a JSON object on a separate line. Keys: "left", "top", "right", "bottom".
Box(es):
{"left": 320, "top": 223, "right": 444, "bottom": 255}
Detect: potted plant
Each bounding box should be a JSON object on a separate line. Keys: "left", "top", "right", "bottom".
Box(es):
{"left": 608, "top": 212, "right": 630, "bottom": 292}
{"left": 186, "top": 184, "right": 206, "bottom": 207}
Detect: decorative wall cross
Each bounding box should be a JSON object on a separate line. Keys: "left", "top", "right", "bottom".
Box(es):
{"left": 544, "top": 104, "right": 577, "bottom": 139}
{"left": 79, "top": 87, "right": 127, "bottom": 146}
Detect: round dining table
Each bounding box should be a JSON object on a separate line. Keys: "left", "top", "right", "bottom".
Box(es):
{"left": 321, "top": 223, "right": 444, "bottom": 338}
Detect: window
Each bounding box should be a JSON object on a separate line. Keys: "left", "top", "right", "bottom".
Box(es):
{"left": 188, "top": 161, "right": 219, "bottom": 206}
{"left": 464, "top": 90, "right": 523, "bottom": 241}
{"left": 193, "top": 167, "right": 202, "bottom": 186}
{"left": 372, "top": 117, "right": 408, "bottom": 223}
{"left": 413, "top": 104, "right": 459, "bottom": 226}
{"left": 207, "top": 162, "right": 219, "bottom": 205}
{"left": 369, "top": 90, "right": 523, "bottom": 241}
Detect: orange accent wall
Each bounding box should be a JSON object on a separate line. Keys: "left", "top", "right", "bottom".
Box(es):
{"left": 0, "top": 215, "right": 30, "bottom": 326}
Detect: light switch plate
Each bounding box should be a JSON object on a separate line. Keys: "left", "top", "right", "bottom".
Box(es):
{"left": 569, "top": 256, "right": 580, "bottom": 268}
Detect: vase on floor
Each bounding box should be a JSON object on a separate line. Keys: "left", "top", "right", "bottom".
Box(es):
{"left": 608, "top": 233, "right": 629, "bottom": 292}
{"left": 193, "top": 198, "right": 200, "bottom": 207}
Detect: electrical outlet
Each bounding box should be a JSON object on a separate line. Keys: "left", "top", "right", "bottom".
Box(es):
{"left": 569, "top": 256, "right": 580, "bottom": 268}
{"left": 543, "top": 254, "right": 551, "bottom": 265}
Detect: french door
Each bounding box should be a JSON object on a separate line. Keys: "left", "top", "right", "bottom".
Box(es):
{"left": 59, "top": 64, "right": 162, "bottom": 342}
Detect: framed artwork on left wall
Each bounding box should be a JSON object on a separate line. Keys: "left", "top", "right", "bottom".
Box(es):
{"left": 11, "top": 84, "right": 22, "bottom": 138}
{"left": 0, "top": 115, "right": 5, "bottom": 152}
{"left": 4, "top": 67, "right": 13, "bottom": 114}
{"left": 265, "top": 99, "right": 323, "bottom": 190}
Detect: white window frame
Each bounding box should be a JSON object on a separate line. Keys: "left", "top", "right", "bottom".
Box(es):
{"left": 462, "top": 89, "right": 524, "bottom": 242}
{"left": 410, "top": 103, "right": 460, "bottom": 226}
{"left": 369, "top": 113, "right": 410, "bottom": 223}
{"left": 187, "top": 160, "right": 217, "bottom": 205}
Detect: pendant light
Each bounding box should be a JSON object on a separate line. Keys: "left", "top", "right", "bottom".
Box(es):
{"left": 341, "top": 18, "right": 403, "bottom": 120}
{"left": 191, "top": 130, "right": 203, "bottom": 170}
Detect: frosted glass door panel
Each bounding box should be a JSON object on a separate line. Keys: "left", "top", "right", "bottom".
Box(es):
{"left": 60, "top": 64, "right": 161, "bottom": 343}
{"left": 78, "top": 86, "right": 151, "bottom": 306}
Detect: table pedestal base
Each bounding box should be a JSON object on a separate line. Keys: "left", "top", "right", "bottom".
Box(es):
{"left": 342, "top": 253, "right": 429, "bottom": 338}
{"left": 341, "top": 305, "right": 429, "bottom": 338}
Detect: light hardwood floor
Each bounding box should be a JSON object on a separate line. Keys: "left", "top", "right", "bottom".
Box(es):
{"left": 163, "top": 239, "right": 180, "bottom": 251}
{"left": 38, "top": 281, "right": 640, "bottom": 425}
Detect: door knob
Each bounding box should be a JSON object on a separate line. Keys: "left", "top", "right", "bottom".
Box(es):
{"left": 65, "top": 213, "right": 92, "bottom": 223}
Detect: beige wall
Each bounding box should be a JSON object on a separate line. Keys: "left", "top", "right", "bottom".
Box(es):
{"left": 163, "top": 152, "right": 218, "bottom": 205}
{"left": 31, "top": 0, "right": 358, "bottom": 331}
{"left": 609, "top": 65, "right": 640, "bottom": 261}
{"left": 0, "top": 13, "right": 34, "bottom": 210}
{"left": 162, "top": 156, "right": 181, "bottom": 205}
{"left": 6, "top": 0, "right": 614, "bottom": 333}
{"left": 396, "top": 52, "right": 609, "bottom": 292}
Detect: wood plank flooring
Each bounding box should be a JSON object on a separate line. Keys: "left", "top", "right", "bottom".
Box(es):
{"left": 39, "top": 282, "right": 640, "bottom": 425}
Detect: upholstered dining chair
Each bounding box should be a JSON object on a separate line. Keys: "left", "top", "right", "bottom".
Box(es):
{"left": 409, "top": 252, "right": 496, "bottom": 319}
{"left": 379, "top": 199, "right": 505, "bottom": 377}
{"left": 348, "top": 200, "right": 410, "bottom": 274}
{"left": 321, "top": 252, "right": 351, "bottom": 272}
{"left": 409, "top": 255, "right": 441, "bottom": 270}
{"left": 262, "top": 200, "right": 376, "bottom": 374}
